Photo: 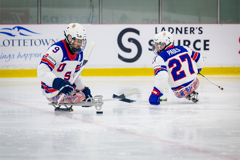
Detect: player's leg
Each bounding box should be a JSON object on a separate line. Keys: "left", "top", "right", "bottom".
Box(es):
{"left": 173, "top": 78, "right": 200, "bottom": 103}
{"left": 47, "top": 90, "right": 85, "bottom": 103}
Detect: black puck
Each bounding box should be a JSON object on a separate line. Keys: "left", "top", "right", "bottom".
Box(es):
{"left": 96, "top": 111, "right": 103, "bottom": 114}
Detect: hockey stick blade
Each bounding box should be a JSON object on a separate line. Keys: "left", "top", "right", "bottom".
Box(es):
{"left": 119, "top": 98, "right": 136, "bottom": 103}
{"left": 56, "top": 41, "right": 96, "bottom": 105}
{"left": 113, "top": 88, "right": 140, "bottom": 99}
{"left": 113, "top": 94, "right": 125, "bottom": 99}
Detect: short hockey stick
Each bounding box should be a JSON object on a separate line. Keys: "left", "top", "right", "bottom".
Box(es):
{"left": 113, "top": 88, "right": 140, "bottom": 99}
{"left": 199, "top": 73, "right": 224, "bottom": 90}
{"left": 103, "top": 88, "right": 140, "bottom": 103}
{"left": 56, "top": 41, "right": 96, "bottom": 105}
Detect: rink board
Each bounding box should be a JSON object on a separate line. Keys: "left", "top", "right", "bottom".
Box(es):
{"left": 0, "top": 24, "right": 239, "bottom": 77}
{"left": 0, "top": 67, "right": 239, "bottom": 78}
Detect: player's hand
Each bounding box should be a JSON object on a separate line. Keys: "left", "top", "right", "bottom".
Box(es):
{"left": 82, "top": 87, "right": 92, "bottom": 99}
{"left": 149, "top": 87, "right": 163, "bottom": 105}
{"left": 82, "top": 87, "right": 92, "bottom": 107}
{"left": 59, "top": 83, "right": 74, "bottom": 95}
{"left": 53, "top": 78, "right": 74, "bottom": 96}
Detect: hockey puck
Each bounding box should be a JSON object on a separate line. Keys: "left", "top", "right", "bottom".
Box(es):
{"left": 96, "top": 111, "right": 103, "bottom": 114}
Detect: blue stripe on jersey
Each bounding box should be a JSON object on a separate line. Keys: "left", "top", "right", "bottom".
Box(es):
{"left": 159, "top": 46, "right": 188, "bottom": 62}
{"left": 75, "top": 64, "right": 81, "bottom": 73}
{"left": 41, "top": 81, "right": 57, "bottom": 93}
{"left": 154, "top": 68, "right": 168, "bottom": 75}
{"left": 154, "top": 65, "right": 167, "bottom": 69}
{"left": 191, "top": 51, "right": 195, "bottom": 59}
{"left": 154, "top": 65, "right": 168, "bottom": 75}
{"left": 195, "top": 53, "right": 201, "bottom": 63}
{"left": 171, "top": 79, "right": 194, "bottom": 91}
{"left": 40, "top": 61, "right": 53, "bottom": 71}
{"left": 191, "top": 51, "right": 201, "bottom": 63}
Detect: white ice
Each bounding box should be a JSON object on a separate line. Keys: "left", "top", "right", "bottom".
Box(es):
{"left": 0, "top": 76, "right": 240, "bottom": 160}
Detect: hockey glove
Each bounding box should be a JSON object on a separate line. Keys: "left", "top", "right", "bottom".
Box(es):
{"left": 149, "top": 87, "right": 163, "bottom": 105}
{"left": 82, "top": 87, "right": 93, "bottom": 107}
{"left": 52, "top": 78, "right": 74, "bottom": 96}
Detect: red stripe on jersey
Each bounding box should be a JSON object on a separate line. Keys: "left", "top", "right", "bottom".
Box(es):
{"left": 43, "top": 86, "right": 57, "bottom": 92}
{"left": 173, "top": 86, "right": 183, "bottom": 91}
{"left": 165, "top": 46, "right": 174, "bottom": 50}
{"left": 154, "top": 68, "right": 164, "bottom": 75}
{"left": 61, "top": 40, "right": 77, "bottom": 61}
{"left": 41, "top": 82, "right": 57, "bottom": 92}
{"left": 75, "top": 65, "right": 81, "bottom": 71}
{"left": 41, "top": 58, "right": 55, "bottom": 69}
{"left": 193, "top": 52, "right": 198, "bottom": 60}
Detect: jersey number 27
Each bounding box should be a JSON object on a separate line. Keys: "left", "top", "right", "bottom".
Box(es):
{"left": 168, "top": 53, "right": 195, "bottom": 81}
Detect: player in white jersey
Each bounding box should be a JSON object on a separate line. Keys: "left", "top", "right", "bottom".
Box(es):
{"left": 37, "top": 23, "right": 92, "bottom": 104}
{"left": 149, "top": 31, "right": 204, "bottom": 105}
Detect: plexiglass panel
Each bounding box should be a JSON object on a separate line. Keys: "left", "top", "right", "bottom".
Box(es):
{"left": 161, "top": 0, "right": 218, "bottom": 23}
{"left": 0, "top": 0, "right": 37, "bottom": 24}
{"left": 102, "top": 0, "right": 159, "bottom": 23}
{"left": 220, "top": 0, "right": 240, "bottom": 23}
{"left": 41, "top": 0, "right": 99, "bottom": 24}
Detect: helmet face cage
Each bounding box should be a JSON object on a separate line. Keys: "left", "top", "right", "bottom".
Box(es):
{"left": 151, "top": 41, "right": 161, "bottom": 56}
{"left": 152, "top": 31, "right": 173, "bottom": 55}
{"left": 152, "top": 40, "right": 167, "bottom": 55}
{"left": 64, "top": 23, "right": 87, "bottom": 54}
{"left": 80, "top": 39, "right": 87, "bottom": 51}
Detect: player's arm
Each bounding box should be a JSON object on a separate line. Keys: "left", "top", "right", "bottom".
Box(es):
{"left": 38, "top": 46, "right": 74, "bottom": 95}
{"left": 186, "top": 47, "right": 204, "bottom": 74}
{"left": 73, "top": 57, "right": 92, "bottom": 101}
{"left": 149, "top": 56, "right": 169, "bottom": 105}
{"left": 37, "top": 45, "right": 63, "bottom": 86}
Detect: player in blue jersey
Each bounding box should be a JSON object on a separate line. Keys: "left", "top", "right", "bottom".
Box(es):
{"left": 37, "top": 23, "right": 92, "bottom": 104}
{"left": 149, "top": 31, "right": 204, "bottom": 105}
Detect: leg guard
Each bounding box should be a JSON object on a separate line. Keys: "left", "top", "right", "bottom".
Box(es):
{"left": 173, "top": 78, "right": 199, "bottom": 98}
{"left": 47, "top": 90, "right": 85, "bottom": 103}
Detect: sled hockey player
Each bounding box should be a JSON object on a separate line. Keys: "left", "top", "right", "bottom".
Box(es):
{"left": 149, "top": 31, "right": 204, "bottom": 105}
{"left": 37, "top": 23, "right": 92, "bottom": 105}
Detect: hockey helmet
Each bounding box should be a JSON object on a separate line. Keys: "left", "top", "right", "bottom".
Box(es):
{"left": 64, "top": 23, "right": 87, "bottom": 53}
{"left": 153, "top": 31, "right": 174, "bottom": 54}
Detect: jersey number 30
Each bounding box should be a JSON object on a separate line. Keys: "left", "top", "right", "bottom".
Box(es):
{"left": 168, "top": 53, "right": 195, "bottom": 81}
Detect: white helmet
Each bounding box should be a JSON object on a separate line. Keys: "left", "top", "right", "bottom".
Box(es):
{"left": 64, "top": 23, "right": 87, "bottom": 53}
{"left": 153, "top": 31, "right": 174, "bottom": 54}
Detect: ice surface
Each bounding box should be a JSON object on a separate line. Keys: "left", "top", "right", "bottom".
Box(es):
{"left": 0, "top": 76, "right": 240, "bottom": 160}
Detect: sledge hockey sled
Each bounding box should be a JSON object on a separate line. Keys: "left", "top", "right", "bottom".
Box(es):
{"left": 49, "top": 95, "right": 104, "bottom": 114}
{"left": 48, "top": 88, "right": 140, "bottom": 114}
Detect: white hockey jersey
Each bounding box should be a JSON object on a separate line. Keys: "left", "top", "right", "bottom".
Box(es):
{"left": 152, "top": 45, "right": 204, "bottom": 94}
{"left": 37, "top": 40, "right": 85, "bottom": 98}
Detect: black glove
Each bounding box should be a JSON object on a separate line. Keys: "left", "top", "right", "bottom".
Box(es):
{"left": 53, "top": 78, "right": 74, "bottom": 96}
{"left": 82, "top": 87, "right": 92, "bottom": 100}
{"left": 82, "top": 87, "right": 92, "bottom": 107}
